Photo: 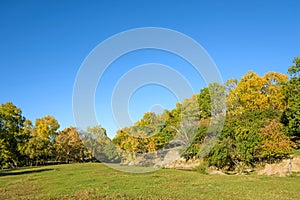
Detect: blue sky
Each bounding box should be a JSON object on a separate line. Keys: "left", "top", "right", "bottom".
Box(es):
{"left": 0, "top": 0, "right": 299, "bottom": 138}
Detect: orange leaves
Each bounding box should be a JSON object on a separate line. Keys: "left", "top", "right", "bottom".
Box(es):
{"left": 260, "top": 120, "right": 292, "bottom": 158}
{"left": 55, "top": 127, "right": 85, "bottom": 162}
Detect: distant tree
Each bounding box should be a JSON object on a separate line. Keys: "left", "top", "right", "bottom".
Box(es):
{"left": 181, "top": 94, "right": 201, "bottom": 122}
{"left": 55, "top": 126, "right": 86, "bottom": 163}
{"left": 0, "top": 102, "right": 25, "bottom": 168}
{"left": 82, "top": 125, "right": 120, "bottom": 163}
{"left": 23, "top": 136, "right": 54, "bottom": 166}
{"left": 17, "top": 119, "right": 33, "bottom": 166}
{"left": 281, "top": 57, "right": 300, "bottom": 139}
{"left": 133, "top": 112, "right": 164, "bottom": 137}
{"left": 113, "top": 128, "right": 139, "bottom": 162}
{"left": 23, "top": 116, "right": 59, "bottom": 165}
{"left": 198, "top": 87, "right": 211, "bottom": 118}
{"left": 35, "top": 115, "right": 59, "bottom": 139}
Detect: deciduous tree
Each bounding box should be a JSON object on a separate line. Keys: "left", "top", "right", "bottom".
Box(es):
{"left": 281, "top": 57, "right": 300, "bottom": 139}
{"left": 55, "top": 126, "right": 86, "bottom": 163}
{"left": 0, "top": 102, "right": 25, "bottom": 168}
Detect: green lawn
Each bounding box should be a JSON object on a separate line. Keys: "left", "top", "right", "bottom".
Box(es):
{"left": 1, "top": 163, "right": 300, "bottom": 199}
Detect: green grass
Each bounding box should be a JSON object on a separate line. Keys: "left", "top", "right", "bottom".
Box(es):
{"left": 291, "top": 149, "right": 300, "bottom": 156}
{"left": 1, "top": 163, "right": 300, "bottom": 199}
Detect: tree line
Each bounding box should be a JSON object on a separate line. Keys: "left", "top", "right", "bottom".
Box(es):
{"left": 112, "top": 57, "right": 300, "bottom": 171}
{"left": 0, "top": 104, "right": 117, "bottom": 168}
{"left": 1, "top": 58, "right": 299, "bottom": 171}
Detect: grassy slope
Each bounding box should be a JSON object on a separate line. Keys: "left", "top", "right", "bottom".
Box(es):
{"left": 1, "top": 163, "right": 300, "bottom": 200}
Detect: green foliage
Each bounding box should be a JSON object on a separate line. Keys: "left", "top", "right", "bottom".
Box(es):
{"left": 180, "top": 94, "right": 201, "bottom": 122}
{"left": 198, "top": 87, "right": 211, "bottom": 118}
{"left": 1, "top": 57, "right": 300, "bottom": 170}
{"left": 182, "top": 125, "right": 208, "bottom": 160}
{"left": 287, "top": 57, "right": 300, "bottom": 78}
{"left": 83, "top": 126, "right": 120, "bottom": 163}
{"left": 23, "top": 136, "right": 55, "bottom": 165}
{"left": 0, "top": 102, "right": 26, "bottom": 168}
{"left": 281, "top": 57, "right": 300, "bottom": 139}
{"left": 208, "top": 82, "right": 226, "bottom": 117}
{"left": 22, "top": 116, "right": 60, "bottom": 165}
{"left": 208, "top": 110, "right": 283, "bottom": 171}
{"left": 198, "top": 82, "right": 226, "bottom": 118}
{"left": 110, "top": 62, "right": 297, "bottom": 169}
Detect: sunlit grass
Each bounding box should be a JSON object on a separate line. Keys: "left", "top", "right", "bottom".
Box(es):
{"left": 1, "top": 163, "right": 300, "bottom": 199}
{"left": 291, "top": 149, "right": 300, "bottom": 156}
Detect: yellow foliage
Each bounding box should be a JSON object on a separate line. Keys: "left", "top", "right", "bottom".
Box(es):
{"left": 34, "top": 115, "right": 59, "bottom": 139}
{"left": 227, "top": 71, "right": 288, "bottom": 115}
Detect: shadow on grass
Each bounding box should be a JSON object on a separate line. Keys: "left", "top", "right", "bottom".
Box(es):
{"left": 0, "top": 168, "right": 53, "bottom": 177}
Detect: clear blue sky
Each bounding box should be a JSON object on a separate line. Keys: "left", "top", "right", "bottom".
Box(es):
{"left": 1, "top": 0, "right": 299, "bottom": 138}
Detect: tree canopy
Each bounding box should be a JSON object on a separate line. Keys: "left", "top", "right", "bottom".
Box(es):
{"left": 1, "top": 57, "right": 299, "bottom": 171}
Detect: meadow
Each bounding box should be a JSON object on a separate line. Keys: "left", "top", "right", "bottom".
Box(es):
{"left": 1, "top": 163, "right": 300, "bottom": 199}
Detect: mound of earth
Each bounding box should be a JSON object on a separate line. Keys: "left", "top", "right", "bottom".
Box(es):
{"left": 164, "top": 158, "right": 201, "bottom": 170}
{"left": 165, "top": 155, "right": 300, "bottom": 176}
{"left": 258, "top": 155, "right": 300, "bottom": 177}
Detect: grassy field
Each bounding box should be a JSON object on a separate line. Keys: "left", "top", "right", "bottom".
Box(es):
{"left": 1, "top": 163, "right": 300, "bottom": 200}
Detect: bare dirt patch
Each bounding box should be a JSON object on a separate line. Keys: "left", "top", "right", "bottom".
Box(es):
{"left": 258, "top": 155, "right": 300, "bottom": 177}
